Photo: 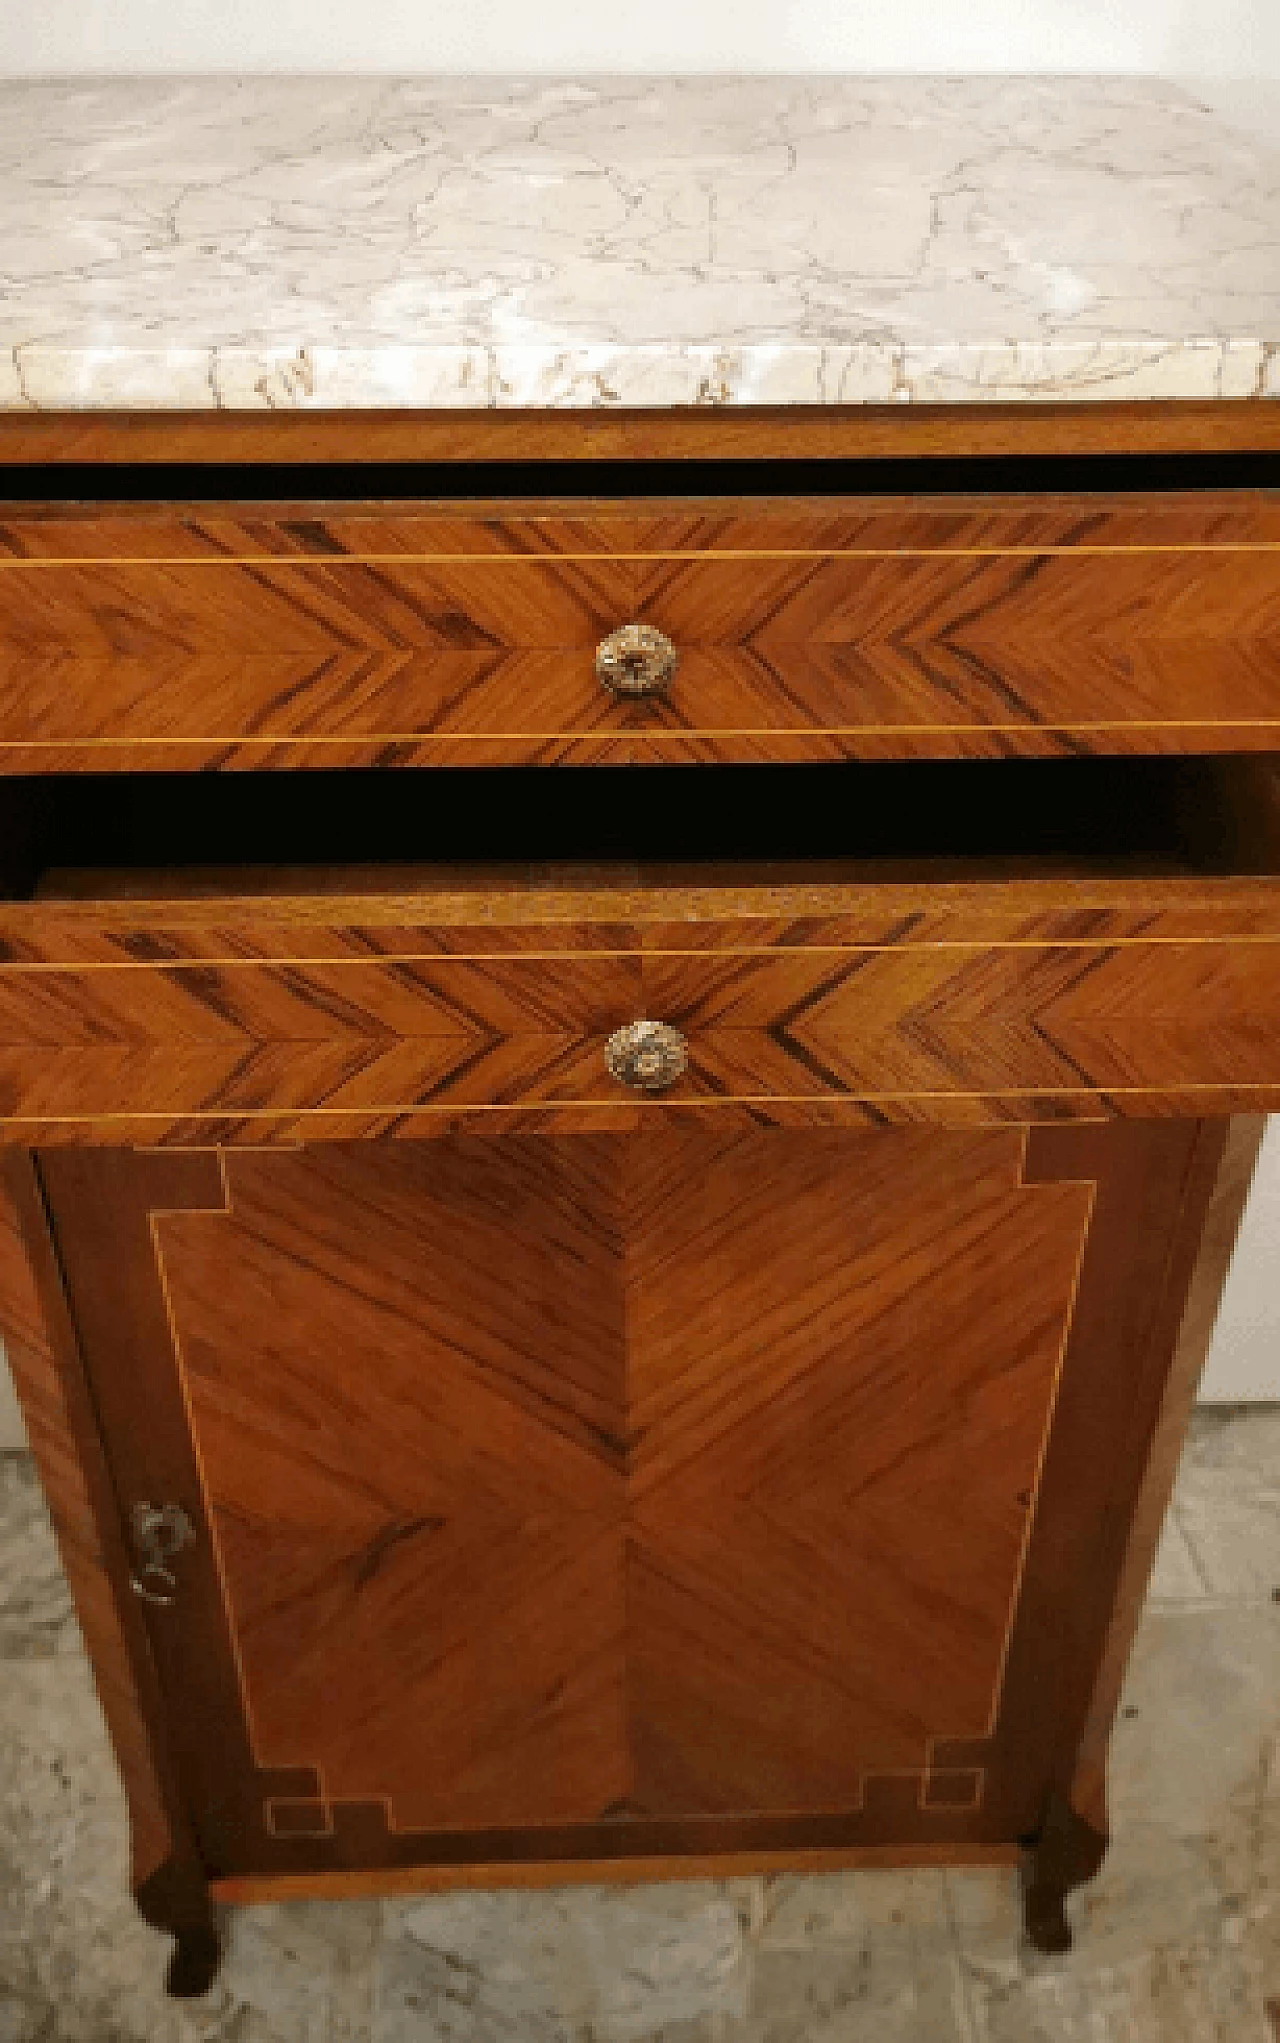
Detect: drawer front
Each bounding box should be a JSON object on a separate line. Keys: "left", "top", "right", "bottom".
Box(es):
{"left": 2, "top": 880, "right": 1280, "bottom": 1142}
{"left": 1, "top": 496, "right": 1277, "bottom": 767}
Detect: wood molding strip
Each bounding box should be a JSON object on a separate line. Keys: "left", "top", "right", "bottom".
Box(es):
{"left": 1, "top": 400, "right": 1278, "bottom": 465}
{"left": 213, "top": 1840, "right": 1022, "bottom": 1906}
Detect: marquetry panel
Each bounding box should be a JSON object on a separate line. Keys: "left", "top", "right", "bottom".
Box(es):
{"left": 2, "top": 876, "right": 1280, "bottom": 1140}
{"left": 38, "top": 1117, "right": 1220, "bottom": 1878}
{"left": 0, "top": 495, "right": 1277, "bottom": 766}
{"left": 46, "top": 1130, "right": 1086, "bottom": 1848}
{"left": 619, "top": 1123, "right": 1087, "bottom": 1818}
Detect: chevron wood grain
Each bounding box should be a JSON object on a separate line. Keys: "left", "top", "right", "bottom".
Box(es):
{"left": 0, "top": 496, "right": 1277, "bottom": 766}
{"left": 621, "top": 1122, "right": 1089, "bottom": 1818}
{"left": 33, "top": 1117, "right": 1215, "bottom": 1880}
{"left": 1, "top": 875, "right": 1280, "bottom": 1139}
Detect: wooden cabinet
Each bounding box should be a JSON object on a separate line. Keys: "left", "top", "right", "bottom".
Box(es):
{"left": 0, "top": 409, "right": 1275, "bottom": 1996}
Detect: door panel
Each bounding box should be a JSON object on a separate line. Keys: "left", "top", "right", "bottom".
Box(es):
{"left": 40, "top": 1117, "right": 1212, "bottom": 1878}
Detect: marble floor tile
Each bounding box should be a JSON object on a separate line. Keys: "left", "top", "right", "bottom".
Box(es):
{"left": 376, "top": 1882, "right": 750, "bottom": 2043}
{"left": 757, "top": 1867, "right": 953, "bottom": 1951}
{"left": 735, "top": 1942, "right": 972, "bottom": 2042}
{"left": 0, "top": 1654, "right": 197, "bottom": 2042}
{"left": 962, "top": 1945, "right": 1272, "bottom": 2043}
{"left": 1145, "top": 1507, "right": 1210, "bottom": 1605}
{"left": 743, "top": 1872, "right": 970, "bottom": 2041}
{"left": 951, "top": 1834, "right": 1274, "bottom": 2039}
{"left": 210, "top": 1902, "right": 382, "bottom": 2043}
{"left": 1173, "top": 1408, "right": 1280, "bottom": 1602}
{"left": 948, "top": 1601, "right": 1280, "bottom": 2039}
{"left": 0, "top": 1452, "right": 79, "bottom": 1659}
{"left": 376, "top": 1886, "right": 598, "bottom": 2041}
{"left": 571, "top": 1884, "right": 750, "bottom": 2041}
{"left": 1107, "top": 1603, "right": 1280, "bottom": 1851}
{"left": 0, "top": 1653, "right": 380, "bottom": 2041}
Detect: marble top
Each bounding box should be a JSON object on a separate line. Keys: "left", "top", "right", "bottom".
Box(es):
{"left": 0, "top": 75, "right": 1277, "bottom": 413}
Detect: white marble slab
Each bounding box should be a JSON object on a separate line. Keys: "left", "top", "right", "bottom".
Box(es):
{"left": 0, "top": 75, "right": 1277, "bottom": 412}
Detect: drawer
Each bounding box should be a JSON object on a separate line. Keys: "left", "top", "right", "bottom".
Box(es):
{"left": 2, "top": 756, "right": 1280, "bottom": 1142}
{"left": 0, "top": 492, "right": 1277, "bottom": 768}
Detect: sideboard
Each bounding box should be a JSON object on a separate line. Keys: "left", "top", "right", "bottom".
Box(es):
{"left": 1, "top": 75, "right": 1277, "bottom": 1997}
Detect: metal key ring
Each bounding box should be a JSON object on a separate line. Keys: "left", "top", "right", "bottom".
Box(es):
{"left": 131, "top": 1561, "right": 180, "bottom": 1607}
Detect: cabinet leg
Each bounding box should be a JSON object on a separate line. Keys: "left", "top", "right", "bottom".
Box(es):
{"left": 164, "top": 1926, "right": 222, "bottom": 2000}
{"left": 135, "top": 1857, "right": 222, "bottom": 1998}
{"left": 1020, "top": 1794, "right": 1108, "bottom": 1955}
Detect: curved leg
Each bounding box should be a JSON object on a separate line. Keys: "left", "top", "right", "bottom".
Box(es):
{"left": 1020, "top": 1793, "right": 1108, "bottom": 1955}
{"left": 135, "top": 1856, "right": 222, "bottom": 1998}
{"left": 164, "top": 1926, "right": 222, "bottom": 2000}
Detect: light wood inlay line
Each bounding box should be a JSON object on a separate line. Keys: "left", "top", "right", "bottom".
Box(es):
{"left": 307, "top": 1764, "right": 981, "bottom": 1831}
{"left": 4, "top": 719, "right": 1280, "bottom": 749}
{"left": 915, "top": 1771, "right": 986, "bottom": 1812}
{"left": 0, "top": 1084, "right": 1269, "bottom": 1126}
{"left": 3, "top": 935, "right": 1280, "bottom": 972}
{"left": 4, "top": 543, "right": 1280, "bottom": 568}
{"left": 984, "top": 1135, "right": 1098, "bottom": 1731}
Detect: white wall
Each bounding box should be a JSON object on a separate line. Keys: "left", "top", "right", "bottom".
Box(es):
{"left": 1198, "top": 1125, "right": 1280, "bottom": 1401}
{"left": 0, "top": 1356, "right": 23, "bottom": 1449}
{"left": 0, "top": 0, "right": 1277, "bottom": 77}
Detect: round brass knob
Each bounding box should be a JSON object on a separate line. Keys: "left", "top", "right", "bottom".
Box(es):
{"left": 605, "top": 1020, "right": 689, "bottom": 1092}
{"left": 595, "top": 624, "right": 678, "bottom": 697}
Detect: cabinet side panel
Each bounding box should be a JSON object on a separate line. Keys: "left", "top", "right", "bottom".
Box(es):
{"left": 0, "top": 1151, "right": 179, "bottom": 1888}
{"left": 1067, "top": 1112, "right": 1265, "bottom": 1834}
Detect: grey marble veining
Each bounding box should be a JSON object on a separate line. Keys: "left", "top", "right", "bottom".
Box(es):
{"left": 0, "top": 1453, "right": 79, "bottom": 1659}
{"left": 0, "top": 75, "right": 1277, "bottom": 414}
{"left": 1164, "top": 1406, "right": 1280, "bottom": 1604}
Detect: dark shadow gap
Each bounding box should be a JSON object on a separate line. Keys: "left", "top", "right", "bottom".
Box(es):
{"left": 6, "top": 754, "right": 1279, "bottom": 901}
{"left": 0, "top": 452, "right": 1277, "bottom": 504}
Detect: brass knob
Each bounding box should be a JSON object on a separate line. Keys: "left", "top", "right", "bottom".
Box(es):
{"left": 595, "top": 624, "right": 678, "bottom": 697}
{"left": 605, "top": 1020, "right": 688, "bottom": 1092}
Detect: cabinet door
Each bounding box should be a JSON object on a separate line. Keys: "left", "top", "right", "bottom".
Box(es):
{"left": 39, "top": 1119, "right": 1212, "bottom": 1882}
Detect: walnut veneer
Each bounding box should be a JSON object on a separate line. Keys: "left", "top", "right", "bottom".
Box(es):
{"left": 1, "top": 401, "right": 1275, "bottom": 1995}
{"left": 0, "top": 494, "right": 1276, "bottom": 769}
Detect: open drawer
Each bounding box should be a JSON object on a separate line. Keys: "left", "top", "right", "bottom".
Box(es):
{"left": 0, "top": 754, "right": 1279, "bottom": 1143}
{"left": 0, "top": 481, "right": 1277, "bottom": 769}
